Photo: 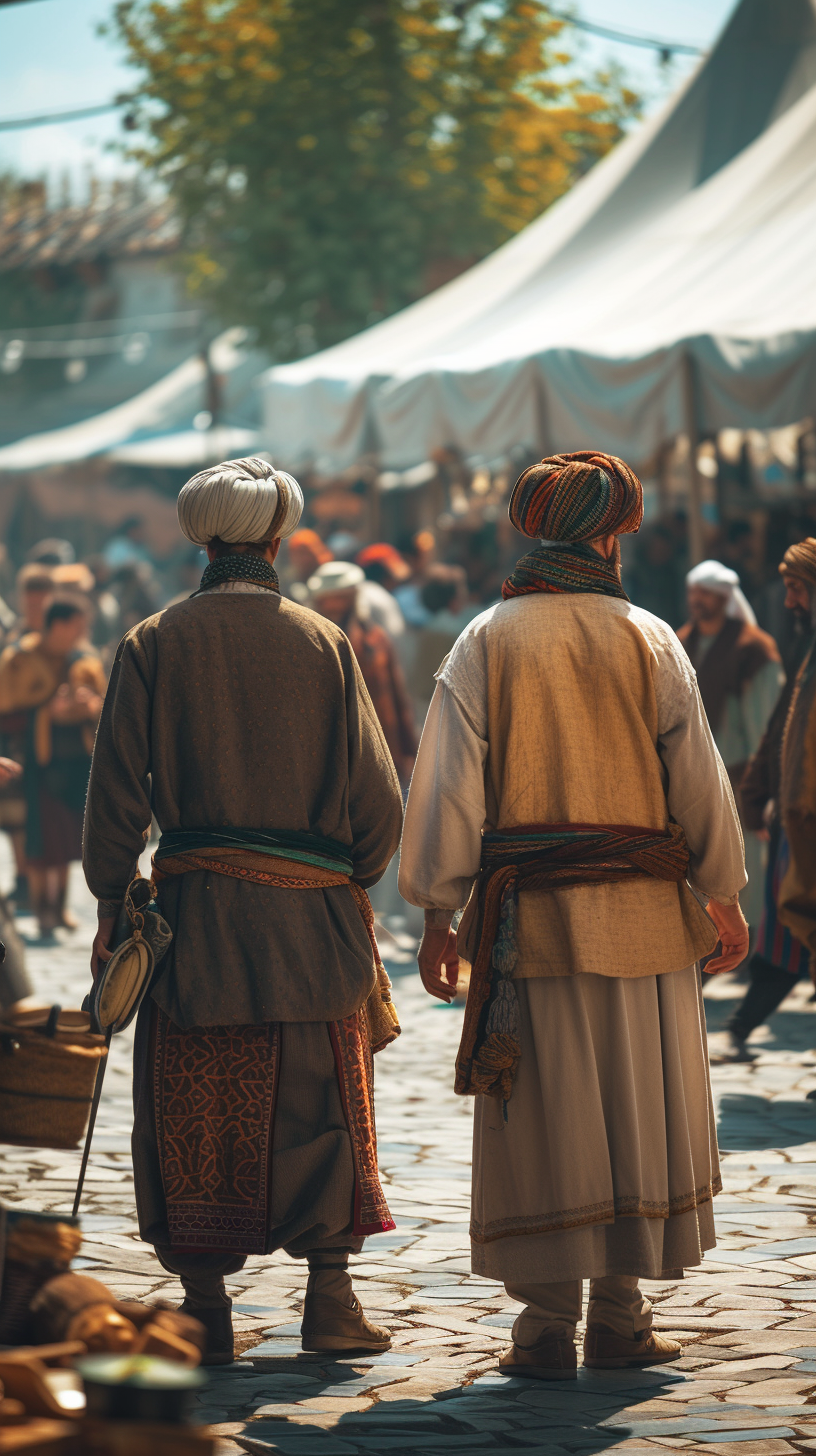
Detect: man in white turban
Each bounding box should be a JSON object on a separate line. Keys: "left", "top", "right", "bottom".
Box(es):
{"left": 83, "top": 458, "right": 403, "bottom": 1364}
{"left": 679, "top": 560, "right": 783, "bottom": 931}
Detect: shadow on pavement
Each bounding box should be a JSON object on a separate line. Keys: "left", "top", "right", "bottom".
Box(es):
{"left": 717, "top": 1093, "right": 816, "bottom": 1149}
{"left": 705, "top": 980, "right": 816, "bottom": 1051}
{"left": 224, "top": 1359, "right": 693, "bottom": 1454}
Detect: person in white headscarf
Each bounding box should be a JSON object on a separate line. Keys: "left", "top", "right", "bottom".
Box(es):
{"left": 83, "top": 458, "right": 403, "bottom": 1366}
{"left": 679, "top": 560, "right": 784, "bottom": 930}
{"left": 685, "top": 560, "right": 758, "bottom": 625}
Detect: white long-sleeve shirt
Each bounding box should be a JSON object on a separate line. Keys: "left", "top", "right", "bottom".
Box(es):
{"left": 399, "top": 595, "right": 746, "bottom": 980}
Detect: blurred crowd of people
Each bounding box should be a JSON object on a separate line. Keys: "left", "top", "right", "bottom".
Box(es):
{"left": 0, "top": 519, "right": 497, "bottom": 938}
{"left": 640, "top": 546, "right": 816, "bottom": 1063}
{"left": 0, "top": 532, "right": 164, "bottom": 937}
{"left": 0, "top": 499, "right": 815, "bottom": 1049}
{"left": 280, "top": 526, "right": 494, "bottom": 792}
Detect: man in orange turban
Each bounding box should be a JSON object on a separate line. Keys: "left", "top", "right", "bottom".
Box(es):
{"left": 400, "top": 450, "right": 748, "bottom": 1378}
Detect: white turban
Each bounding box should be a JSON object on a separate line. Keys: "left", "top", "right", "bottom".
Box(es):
{"left": 686, "top": 559, "right": 757, "bottom": 626}
{"left": 177, "top": 457, "right": 303, "bottom": 546}
{"left": 307, "top": 561, "right": 365, "bottom": 598}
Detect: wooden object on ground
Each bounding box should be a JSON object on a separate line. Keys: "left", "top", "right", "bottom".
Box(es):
{"left": 79, "top": 1421, "right": 215, "bottom": 1455}
{"left": 0, "top": 1348, "right": 86, "bottom": 1420}
{"left": 132, "top": 1326, "right": 199, "bottom": 1366}
{"left": 0, "top": 1420, "right": 78, "bottom": 1454}
{"left": 13, "top": 1273, "right": 203, "bottom": 1363}
{"left": 29, "top": 1275, "right": 137, "bottom": 1353}
{"left": 114, "top": 1303, "right": 205, "bottom": 1358}
{"left": 0, "top": 1209, "right": 82, "bottom": 1347}
{"left": 0, "top": 1400, "right": 26, "bottom": 1423}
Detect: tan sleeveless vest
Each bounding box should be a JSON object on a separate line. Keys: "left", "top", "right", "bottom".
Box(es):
{"left": 459, "top": 594, "right": 716, "bottom": 979}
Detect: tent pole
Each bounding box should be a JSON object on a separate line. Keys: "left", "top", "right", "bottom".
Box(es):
{"left": 368, "top": 471, "right": 381, "bottom": 541}
{"left": 657, "top": 440, "right": 671, "bottom": 517}
{"left": 682, "top": 351, "right": 705, "bottom": 566}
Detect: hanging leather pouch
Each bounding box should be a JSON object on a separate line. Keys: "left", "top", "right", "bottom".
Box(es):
{"left": 87, "top": 876, "right": 173, "bottom": 1035}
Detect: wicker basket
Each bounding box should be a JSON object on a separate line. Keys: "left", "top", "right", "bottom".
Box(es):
{"left": 0, "top": 1022, "right": 107, "bottom": 1149}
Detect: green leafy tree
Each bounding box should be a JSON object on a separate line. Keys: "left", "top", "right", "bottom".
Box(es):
{"left": 114, "top": 0, "right": 638, "bottom": 357}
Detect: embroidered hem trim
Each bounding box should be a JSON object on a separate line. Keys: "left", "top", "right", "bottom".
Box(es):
{"left": 155, "top": 1009, "right": 394, "bottom": 1253}
{"left": 331, "top": 1016, "right": 395, "bottom": 1237}
{"left": 156, "top": 1016, "right": 280, "bottom": 1253}
{"left": 469, "top": 1175, "right": 723, "bottom": 1244}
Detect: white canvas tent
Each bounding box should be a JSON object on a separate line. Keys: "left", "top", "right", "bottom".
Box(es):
{"left": 0, "top": 329, "right": 261, "bottom": 472}
{"left": 260, "top": 0, "right": 816, "bottom": 484}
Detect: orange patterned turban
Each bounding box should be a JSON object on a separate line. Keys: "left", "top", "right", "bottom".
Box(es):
{"left": 508, "top": 450, "right": 643, "bottom": 542}
{"left": 780, "top": 538, "right": 816, "bottom": 590}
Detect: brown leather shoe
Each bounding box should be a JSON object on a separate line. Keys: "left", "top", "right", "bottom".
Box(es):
{"left": 301, "top": 1287, "right": 390, "bottom": 1354}
{"left": 498, "top": 1337, "right": 577, "bottom": 1380}
{"left": 584, "top": 1324, "right": 681, "bottom": 1369}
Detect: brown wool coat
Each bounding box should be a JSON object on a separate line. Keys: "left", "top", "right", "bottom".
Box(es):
{"left": 677, "top": 618, "right": 780, "bottom": 739}
{"left": 83, "top": 592, "right": 403, "bottom": 1028}
{"left": 778, "top": 640, "right": 816, "bottom": 952}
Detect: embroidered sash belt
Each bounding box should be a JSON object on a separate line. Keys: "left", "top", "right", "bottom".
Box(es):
{"left": 456, "top": 821, "right": 690, "bottom": 1102}
{"left": 153, "top": 828, "right": 398, "bottom": 1053}
{"left": 155, "top": 826, "right": 353, "bottom": 876}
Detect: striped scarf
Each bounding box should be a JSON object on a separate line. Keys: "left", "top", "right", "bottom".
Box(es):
{"left": 502, "top": 540, "right": 629, "bottom": 601}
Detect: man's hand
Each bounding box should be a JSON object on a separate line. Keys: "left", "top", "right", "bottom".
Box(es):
{"left": 704, "top": 899, "right": 750, "bottom": 975}
{"left": 51, "top": 684, "right": 104, "bottom": 724}
{"left": 418, "top": 927, "right": 460, "bottom": 1003}
{"left": 91, "top": 915, "right": 116, "bottom": 983}
{"left": 0, "top": 757, "right": 22, "bottom": 787}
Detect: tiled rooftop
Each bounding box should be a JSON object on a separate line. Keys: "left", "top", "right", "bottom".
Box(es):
{"left": 0, "top": 186, "right": 179, "bottom": 272}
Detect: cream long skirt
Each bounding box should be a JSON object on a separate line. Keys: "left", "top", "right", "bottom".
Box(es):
{"left": 471, "top": 964, "right": 720, "bottom": 1282}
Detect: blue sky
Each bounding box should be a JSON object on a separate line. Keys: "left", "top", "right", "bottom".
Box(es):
{"left": 0, "top": 0, "right": 740, "bottom": 193}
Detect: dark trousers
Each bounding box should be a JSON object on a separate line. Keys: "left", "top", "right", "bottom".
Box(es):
{"left": 133, "top": 1006, "right": 364, "bottom": 1309}
{"left": 726, "top": 953, "right": 799, "bottom": 1041}
{"left": 155, "top": 1245, "right": 358, "bottom": 1309}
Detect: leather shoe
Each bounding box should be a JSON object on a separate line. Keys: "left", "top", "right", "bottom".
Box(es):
{"left": 301, "top": 1287, "right": 390, "bottom": 1353}
{"left": 178, "top": 1300, "right": 234, "bottom": 1366}
{"left": 584, "top": 1324, "right": 681, "bottom": 1368}
{"left": 498, "top": 1337, "right": 577, "bottom": 1380}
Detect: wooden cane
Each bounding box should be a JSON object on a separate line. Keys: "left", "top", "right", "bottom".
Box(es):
{"left": 72, "top": 1026, "right": 113, "bottom": 1218}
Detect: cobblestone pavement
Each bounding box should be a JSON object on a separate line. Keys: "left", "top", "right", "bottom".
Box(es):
{"left": 6, "top": 866, "right": 816, "bottom": 1456}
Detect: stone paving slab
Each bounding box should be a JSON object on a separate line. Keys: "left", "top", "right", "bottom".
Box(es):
{"left": 6, "top": 863, "right": 816, "bottom": 1453}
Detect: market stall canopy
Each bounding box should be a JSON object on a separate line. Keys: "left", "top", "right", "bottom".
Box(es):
{"left": 0, "top": 329, "right": 262, "bottom": 471}
{"left": 108, "top": 426, "right": 258, "bottom": 468}
{"left": 260, "top": 0, "right": 816, "bottom": 472}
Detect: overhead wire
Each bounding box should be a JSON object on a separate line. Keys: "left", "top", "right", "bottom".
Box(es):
{"left": 545, "top": 8, "right": 705, "bottom": 56}
{"left": 0, "top": 7, "right": 707, "bottom": 134}
{"left": 0, "top": 102, "right": 122, "bottom": 132}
